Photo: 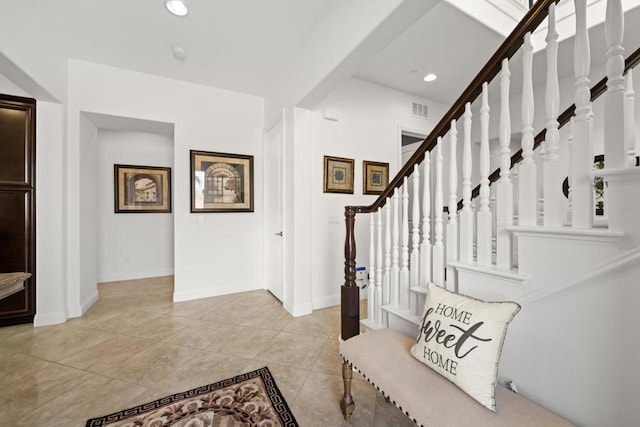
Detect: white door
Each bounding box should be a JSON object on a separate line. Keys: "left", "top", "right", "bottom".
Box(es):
{"left": 266, "top": 120, "right": 285, "bottom": 301}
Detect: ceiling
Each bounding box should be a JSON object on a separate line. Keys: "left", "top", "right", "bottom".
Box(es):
{"left": 22, "top": 0, "right": 341, "bottom": 98}
{"left": 353, "top": 1, "right": 506, "bottom": 105}
{"left": 17, "top": 0, "right": 640, "bottom": 109}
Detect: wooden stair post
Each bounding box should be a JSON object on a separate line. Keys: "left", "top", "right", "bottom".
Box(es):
{"left": 342, "top": 206, "right": 360, "bottom": 340}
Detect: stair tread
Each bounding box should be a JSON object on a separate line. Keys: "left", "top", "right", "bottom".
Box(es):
{"left": 361, "top": 317, "right": 385, "bottom": 331}
{"left": 381, "top": 304, "right": 421, "bottom": 325}
{"left": 448, "top": 260, "right": 529, "bottom": 282}
{"left": 411, "top": 286, "right": 428, "bottom": 295}
{"left": 507, "top": 225, "right": 624, "bottom": 240}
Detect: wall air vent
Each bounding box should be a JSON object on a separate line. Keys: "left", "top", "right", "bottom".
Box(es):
{"left": 412, "top": 102, "right": 428, "bottom": 119}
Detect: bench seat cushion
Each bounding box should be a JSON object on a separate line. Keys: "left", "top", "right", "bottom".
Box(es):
{"left": 340, "top": 328, "right": 574, "bottom": 427}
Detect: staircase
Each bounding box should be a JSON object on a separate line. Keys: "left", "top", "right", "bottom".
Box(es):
{"left": 340, "top": 1, "right": 640, "bottom": 426}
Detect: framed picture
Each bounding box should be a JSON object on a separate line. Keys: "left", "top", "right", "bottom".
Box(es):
{"left": 323, "top": 155, "right": 354, "bottom": 194}
{"left": 190, "top": 150, "right": 254, "bottom": 213}
{"left": 114, "top": 165, "right": 172, "bottom": 213}
{"left": 363, "top": 160, "right": 389, "bottom": 195}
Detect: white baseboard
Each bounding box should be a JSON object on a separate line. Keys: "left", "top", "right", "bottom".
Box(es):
{"left": 34, "top": 311, "right": 67, "bottom": 327}
{"left": 312, "top": 294, "right": 340, "bottom": 310}
{"left": 79, "top": 290, "right": 99, "bottom": 315}
{"left": 312, "top": 289, "right": 368, "bottom": 311}
{"left": 98, "top": 268, "right": 174, "bottom": 283}
{"left": 173, "top": 283, "right": 261, "bottom": 302}
{"left": 284, "top": 301, "right": 312, "bottom": 317}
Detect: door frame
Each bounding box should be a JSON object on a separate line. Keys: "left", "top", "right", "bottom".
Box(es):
{"left": 264, "top": 117, "right": 285, "bottom": 302}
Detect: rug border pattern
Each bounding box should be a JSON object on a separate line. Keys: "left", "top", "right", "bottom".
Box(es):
{"left": 85, "top": 366, "right": 298, "bottom": 426}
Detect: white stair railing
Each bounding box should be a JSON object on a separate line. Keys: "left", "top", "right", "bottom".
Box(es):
{"left": 410, "top": 165, "right": 421, "bottom": 315}
{"left": 543, "top": 3, "right": 562, "bottom": 227}
{"left": 496, "top": 58, "right": 513, "bottom": 269}
{"left": 520, "top": 32, "right": 537, "bottom": 226}
{"left": 625, "top": 69, "right": 637, "bottom": 165}
{"left": 358, "top": 0, "right": 640, "bottom": 333}
{"left": 572, "top": 0, "right": 594, "bottom": 229}
{"left": 433, "top": 137, "right": 445, "bottom": 286}
{"left": 400, "top": 178, "right": 410, "bottom": 311}
{"left": 459, "top": 103, "right": 474, "bottom": 263}
{"left": 477, "top": 83, "right": 492, "bottom": 266}
{"left": 446, "top": 120, "right": 458, "bottom": 290}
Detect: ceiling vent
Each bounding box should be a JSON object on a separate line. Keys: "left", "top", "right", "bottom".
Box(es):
{"left": 412, "top": 102, "right": 428, "bottom": 119}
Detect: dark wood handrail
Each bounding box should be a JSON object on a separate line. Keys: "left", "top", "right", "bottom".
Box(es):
{"left": 346, "top": 0, "right": 559, "bottom": 216}
{"left": 458, "top": 45, "right": 640, "bottom": 210}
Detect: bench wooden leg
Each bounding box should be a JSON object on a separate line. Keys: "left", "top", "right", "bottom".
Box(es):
{"left": 340, "top": 360, "right": 356, "bottom": 421}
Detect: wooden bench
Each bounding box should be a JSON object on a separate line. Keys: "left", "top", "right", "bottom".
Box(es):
{"left": 339, "top": 328, "right": 574, "bottom": 426}
{"left": 0, "top": 272, "right": 30, "bottom": 301}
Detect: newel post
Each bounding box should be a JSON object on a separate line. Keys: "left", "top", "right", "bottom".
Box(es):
{"left": 342, "top": 206, "right": 360, "bottom": 341}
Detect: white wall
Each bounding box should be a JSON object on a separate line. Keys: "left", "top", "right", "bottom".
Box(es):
{"left": 265, "top": 0, "right": 439, "bottom": 124}
{"left": 66, "top": 60, "right": 265, "bottom": 312}
{"left": 499, "top": 253, "right": 640, "bottom": 426}
{"left": 77, "top": 114, "right": 99, "bottom": 313}
{"left": 0, "top": 74, "right": 67, "bottom": 327}
{"left": 0, "top": 1, "right": 66, "bottom": 101}
{"left": 35, "top": 101, "right": 66, "bottom": 326}
{"left": 97, "top": 129, "right": 174, "bottom": 282}
{"left": 309, "top": 77, "right": 448, "bottom": 308}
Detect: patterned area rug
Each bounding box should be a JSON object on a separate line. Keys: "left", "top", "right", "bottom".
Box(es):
{"left": 85, "top": 367, "right": 298, "bottom": 426}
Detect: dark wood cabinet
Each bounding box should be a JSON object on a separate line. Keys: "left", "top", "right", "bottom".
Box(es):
{"left": 0, "top": 94, "right": 36, "bottom": 326}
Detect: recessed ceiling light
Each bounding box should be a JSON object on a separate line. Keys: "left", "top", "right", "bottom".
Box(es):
{"left": 166, "top": 0, "right": 188, "bottom": 16}
{"left": 423, "top": 73, "right": 437, "bottom": 82}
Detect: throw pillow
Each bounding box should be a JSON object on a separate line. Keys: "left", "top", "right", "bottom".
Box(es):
{"left": 410, "top": 282, "right": 520, "bottom": 411}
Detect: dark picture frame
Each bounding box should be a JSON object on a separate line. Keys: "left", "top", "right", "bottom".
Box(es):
{"left": 190, "top": 150, "right": 254, "bottom": 213}
{"left": 323, "top": 155, "right": 354, "bottom": 194}
{"left": 363, "top": 160, "right": 389, "bottom": 195}
{"left": 114, "top": 164, "right": 172, "bottom": 213}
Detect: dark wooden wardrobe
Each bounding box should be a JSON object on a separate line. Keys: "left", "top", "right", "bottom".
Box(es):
{"left": 0, "top": 94, "right": 36, "bottom": 326}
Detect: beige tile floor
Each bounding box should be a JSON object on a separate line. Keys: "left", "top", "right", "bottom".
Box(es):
{"left": 0, "top": 276, "right": 414, "bottom": 426}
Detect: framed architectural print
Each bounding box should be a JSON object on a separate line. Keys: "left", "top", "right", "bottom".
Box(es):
{"left": 190, "top": 150, "right": 254, "bottom": 213}
{"left": 323, "top": 155, "right": 354, "bottom": 194}
{"left": 114, "top": 164, "right": 172, "bottom": 213}
{"left": 363, "top": 160, "right": 389, "bottom": 195}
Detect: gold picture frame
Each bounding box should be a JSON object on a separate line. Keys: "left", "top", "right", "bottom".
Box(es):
{"left": 190, "top": 150, "right": 254, "bottom": 213}
{"left": 114, "top": 164, "right": 172, "bottom": 213}
{"left": 363, "top": 160, "right": 389, "bottom": 195}
{"left": 323, "top": 155, "right": 354, "bottom": 194}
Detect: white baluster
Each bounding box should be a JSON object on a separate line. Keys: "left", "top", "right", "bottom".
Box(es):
{"left": 512, "top": 164, "right": 520, "bottom": 223}
{"left": 410, "top": 164, "right": 420, "bottom": 314}
{"left": 511, "top": 164, "right": 519, "bottom": 267}
{"left": 368, "top": 213, "right": 375, "bottom": 323}
{"left": 391, "top": 189, "right": 400, "bottom": 306}
{"left": 384, "top": 199, "right": 391, "bottom": 316}
{"left": 519, "top": 32, "right": 537, "bottom": 226}
{"left": 460, "top": 103, "right": 474, "bottom": 263}
{"left": 433, "top": 138, "right": 445, "bottom": 286}
{"left": 543, "top": 3, "right": 562, "bottom": 227}
{"left": 625, "top": 69, "right": 637, "bottom": 166}
{"left": 477, "top": 83, "right": 492, "bottom": 265}
{"left": 401, "top": 178, "right": 410, "bottom": 311}
{"left": 376, "top": 208, "right": 383, "bottom": 325}
{"left": 572, "top": 0, "right": 594, "bottom": 228}
{"left": 605, "top": 0, "right": 626, "bottom": 169}
{"left": 446, "top": 120, "right": 459, "bottom": 290}
{"left": 605, "top": 0, "right": 630, "bottom": 232}
{"left": 420, "top": 154, "right": 432, "bottom": 287}
{"left": 491, "top": 190, "right": 498, "bottom": 262}
{"left": 566, "top": 117, "right": 575, "bottom": 226}
{"left": 496, "top": 58, "right": 513, "bottom": 269}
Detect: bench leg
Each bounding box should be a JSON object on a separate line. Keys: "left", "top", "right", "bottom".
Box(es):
{"left": 340, "top": 360, "right": 356, "bottom": 421}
